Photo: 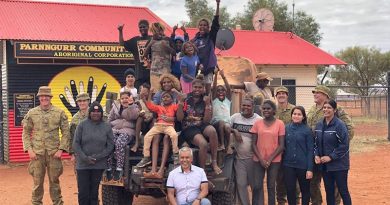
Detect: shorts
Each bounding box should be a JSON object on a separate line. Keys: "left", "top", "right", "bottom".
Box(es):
{"left": 212, "top": 120, "right": 230, "bottom": 135}
{"left": 204, "top": 72, "right": 214, "bottom": 84}
{"left": 179, "top": 124, "right": 209, "bottom": 145}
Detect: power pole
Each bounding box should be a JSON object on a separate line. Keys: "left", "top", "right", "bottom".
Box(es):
{"left": 387, "top": 72, "right": 390, "bottom": 141}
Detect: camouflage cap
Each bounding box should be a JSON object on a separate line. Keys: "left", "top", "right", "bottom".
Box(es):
{"left": 37, "top": 86, "right": 53, "bottom": 97}
{"left": 256, "top": 72, "right": 273, "bottom": 81}
{"left": 312, "top": 85, "right": 330, "bottom": 98}
{"left": 275, "top": 86, "right": 289, "bottom": 95}
{"left": 76, "top": 93, "right": 90, "bottom": 101}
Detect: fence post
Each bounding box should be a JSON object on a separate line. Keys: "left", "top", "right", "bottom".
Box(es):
{"left": 388, "top": 72, "right": 390, "bottom": 141}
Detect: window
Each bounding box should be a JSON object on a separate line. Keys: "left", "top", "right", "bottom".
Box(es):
{"left": 271, "top": 77, "right": 296, "bottom": 105}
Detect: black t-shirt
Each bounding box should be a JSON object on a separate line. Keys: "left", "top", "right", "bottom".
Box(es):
{"left": 124, "top": 35, "right": 152, "bottom": 73}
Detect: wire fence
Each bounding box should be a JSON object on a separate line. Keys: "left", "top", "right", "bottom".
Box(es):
{"left": 269, "top": 85, "right": 389, "bottom": 120}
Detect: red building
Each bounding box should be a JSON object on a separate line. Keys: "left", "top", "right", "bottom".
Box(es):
{"left": 0, "top": 0, "right": 345, "bottom": 163}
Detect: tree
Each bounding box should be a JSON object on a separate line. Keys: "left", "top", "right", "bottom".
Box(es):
{"left": 331, "top": 46, "right": 389, "bottom": 97}
{"left": 232, "top": 0, "right": 322, "bottom": 46}
{"left": 184, "top": 0, "right": 233, "bottom": 28}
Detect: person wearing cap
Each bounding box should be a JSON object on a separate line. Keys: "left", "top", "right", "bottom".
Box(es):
{"left": 307, "top": 85, "right": 354, "bottom": 205}
{"left": 69, "top": 93, "right": 90, "bottom": 163}
{"left": 22, "top": 86, "right": 70, "bottom": 205}
{"left": 73, "top": 101, "right": 114, "bottom": 205}
{"left": 120, "top": 68, "right": 138, "bottom": 99}
{"left": 274, "top": 86, "right": 300, "bottom": 205}
{"left": 231, "top": 72, "right": 274, "bottom": 116}
{"left": 171, "top": 24, "right": 189, "bottom": 80}
{"left": 118, "top": 19, "right": 152, "bottom": 89}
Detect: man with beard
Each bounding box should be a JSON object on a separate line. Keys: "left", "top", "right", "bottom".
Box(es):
{"left": 231, "top": 72, "right": 274, "bottom": 116}
{"left": 118, "top": 19, "right": 152, "bottom": 88}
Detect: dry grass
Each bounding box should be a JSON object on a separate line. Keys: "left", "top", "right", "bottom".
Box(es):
{"left": 350, "top": 135, "right": 389, "bottom": 153}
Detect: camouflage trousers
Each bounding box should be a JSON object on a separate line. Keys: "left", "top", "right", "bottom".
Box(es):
{"left": 28, "top": 151, "right": 64, "bottom": 205}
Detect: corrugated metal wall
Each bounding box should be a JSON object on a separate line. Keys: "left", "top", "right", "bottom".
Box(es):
{"left": 6, "top": 64, "right": 128, "bottom": 162}
{"left": 0, "top": 40, "right": 5, "bottom": 163}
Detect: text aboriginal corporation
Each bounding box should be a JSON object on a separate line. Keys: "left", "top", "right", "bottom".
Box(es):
{"left": 18, "top": 43, "right": 133, "bottom": 58}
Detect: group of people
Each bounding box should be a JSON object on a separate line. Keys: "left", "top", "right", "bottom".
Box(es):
{"left": 21, "top": 0, "right": 354, "bottom": 205}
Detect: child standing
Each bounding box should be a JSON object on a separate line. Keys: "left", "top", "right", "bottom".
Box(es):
{"left": 170, "top": 25, "right": 189, "bottom": 80}
{"left": 191, "top": 0, "right": 220, "bottom": 94}
{"left": 145, "top": 22, "right": 175, "bottom": 90}
{"left": 180, "top": 41, "right": 201, "bottom": 94}
{"left": 136, "top": 89, "right": 179, "bottom": 179}
{"left": 107, "top": 90, "right": 139, "bottom": 181}
{"left": 211, "top": 69, "right": 233, "bottom": 153}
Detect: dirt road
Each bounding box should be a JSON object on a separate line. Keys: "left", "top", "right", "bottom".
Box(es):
{"left": 1, "top": 144, "right": 389, "bottom": 205}
{"left": 1, "top": 119, "right": 388, "bottom": 204}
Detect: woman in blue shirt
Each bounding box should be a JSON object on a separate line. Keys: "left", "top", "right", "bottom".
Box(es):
{"left": 283, "top": 106, "right": 313, "bottom": 205}
{"left": 314, "top": 99, "right": 351, "bottom": 205}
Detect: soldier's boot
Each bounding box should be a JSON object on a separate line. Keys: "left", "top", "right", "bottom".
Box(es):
{"left": 310, "top": 171, "right": 323, "bottom": 205}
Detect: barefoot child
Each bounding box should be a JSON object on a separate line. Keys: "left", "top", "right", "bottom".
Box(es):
{"left": 132, "top": 83, "right": 154, "bottom": 152}
{"left": 180, "top": 41, "right": 201, "bottom": 94}
{"left": 136, "top": 89, "right": 179, "bottom": 179}
{"left": 211, "top": 68, "right": 233, "bottom": 153}
{"left": 145, "top": 22, "right": 175, "bottom": 90}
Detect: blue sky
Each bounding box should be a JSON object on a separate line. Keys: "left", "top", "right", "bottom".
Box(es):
{"left": 40, "top": 0, "right": 390, "bottom": 54}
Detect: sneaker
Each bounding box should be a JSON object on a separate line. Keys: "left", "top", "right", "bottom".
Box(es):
{"left": 136, "top": 157, "right": 151, "bottom": 168}
{"left": 104, "top": 169, "right": 113, "bottom": 181}
{"left": 113, "top": 170, "right": 123, "bottom": 181}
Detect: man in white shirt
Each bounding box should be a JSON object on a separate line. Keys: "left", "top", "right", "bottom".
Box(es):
{"left": 167, "top": 147, "right": 211, "bottom": 205}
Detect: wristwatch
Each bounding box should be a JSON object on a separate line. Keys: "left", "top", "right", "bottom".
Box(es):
{"left": 196, "top": 197, "right": 202, "bottom": 201}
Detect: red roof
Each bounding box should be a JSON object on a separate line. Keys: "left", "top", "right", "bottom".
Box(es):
{"left": 186, "top": 28, "right": 346, "bottom": 65}
{"left": 0, "top": 0, "right": 344, "bottom": 65}
{"left": 0, "top": 0, "right": 172, "bottom": 42}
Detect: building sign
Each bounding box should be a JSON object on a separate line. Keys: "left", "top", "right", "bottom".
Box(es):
{"left": 14, "top": 42, "right": 133, "bottom": 60}
{"left": 14, "top": 93, "right": 35, "bottom": 127}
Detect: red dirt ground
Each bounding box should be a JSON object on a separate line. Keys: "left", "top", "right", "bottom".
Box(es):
{"left": 1, "top": 120, "right": 389, "bottom": 205}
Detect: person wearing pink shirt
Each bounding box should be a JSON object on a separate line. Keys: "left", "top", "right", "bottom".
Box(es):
{"left": 251, "top": 100, "right": 285, "bottom": 205}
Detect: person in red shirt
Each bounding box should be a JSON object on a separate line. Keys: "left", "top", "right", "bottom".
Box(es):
{"left": 136, "top": 88, "right": 179, "bottom": 179}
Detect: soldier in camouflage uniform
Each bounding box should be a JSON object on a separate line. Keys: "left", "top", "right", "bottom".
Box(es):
{"left": 22, "top": 86, "right": 70, "bottom": 205}
{"left": 274, "top": 86, "right": 299, "bottom": 205}
{"left": 69, "top": 93, "right": 90, "bottom": 162}
{"left": 307, "top": 85, "right": 354, "bottom": 205}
